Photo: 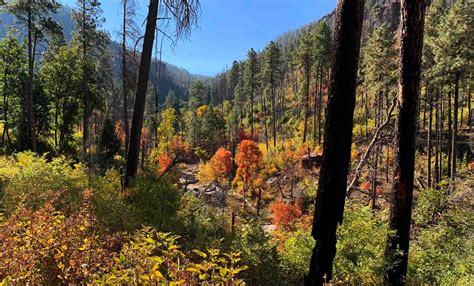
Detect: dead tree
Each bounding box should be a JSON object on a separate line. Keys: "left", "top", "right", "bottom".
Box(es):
{"left": 384, "top": 1, "right": 426, "bottom": 284}
{"left": 305, "top": 1, "right": 365, "bottom": 285}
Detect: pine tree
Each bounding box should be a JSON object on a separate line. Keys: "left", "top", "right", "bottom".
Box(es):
{"left": 244, "top": 48, "right": 259, "bottom": 137}
{"left": 7, "top": 0, "right": 62, "bottom": 151}
{"left": 0, "top": 33, "right": 27, "bottom": 152}
{"left": 312, "top": 21, "right": 331, "bottom": 144}
{"left": 295, "top": 31, "right": 314, "bottom": 144}
{"left": 432, "top": 1, "right": 474, "bottom": 179}
{"left": 262, "top": 41, "right": 282, "bottom": 147}
{"left": 72, "top": 0, "right": 105, "bottom": 156}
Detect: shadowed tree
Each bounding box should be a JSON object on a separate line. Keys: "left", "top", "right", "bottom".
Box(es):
{"left": 125, "top": 0, "right": 200, "bottom": 185}
{"left": 384, "top": 0, "right": 426, "bottom": 284}
{"left": 305, "top": 0, "right": 365, "bottom": 285}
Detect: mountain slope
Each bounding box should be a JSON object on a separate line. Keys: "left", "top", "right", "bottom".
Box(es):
{"left": 0, "top": 6, "right": 206, "bottom": 103}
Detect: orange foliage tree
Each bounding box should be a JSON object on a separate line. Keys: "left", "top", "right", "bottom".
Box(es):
{"left": 158, "top": 154, "right": 173, "bottom": 175}
{"left": 269, "top": 200, "right": 303, "bottom": 230}
{"left": 233, "top": 140, "right": 263, "bottom": 196}
{"left": 198, "top": 147, "right": 232, "bottom": 182}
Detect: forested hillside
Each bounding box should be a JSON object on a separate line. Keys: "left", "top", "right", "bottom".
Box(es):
{"left": 0, "top": 6, "right": 205, "bottom": 105}
{"left": 0, "top": 0, "right": 472, "bottom": 285}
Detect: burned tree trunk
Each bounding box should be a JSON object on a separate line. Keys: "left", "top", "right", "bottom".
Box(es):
{"left": 384, "top": 1, "right": 426, "bottom": 284}
{"left": 305, "top": 1, "right": 365, "bottom": 285}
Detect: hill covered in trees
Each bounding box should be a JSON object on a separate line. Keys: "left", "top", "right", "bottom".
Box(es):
{"left": 0, "top": 0, "right": 472, "bottom": 285}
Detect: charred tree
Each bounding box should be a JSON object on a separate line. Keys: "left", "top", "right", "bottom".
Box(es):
{"left": 305, "top": 0, "right": 365, "bottom": 285}
{"left": 384, "top": 1, "right": 426, "bottom": 284}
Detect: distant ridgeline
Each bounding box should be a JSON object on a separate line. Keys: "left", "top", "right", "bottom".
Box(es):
{"left": 0, "top": 6, "right": 207, "bottom": 105}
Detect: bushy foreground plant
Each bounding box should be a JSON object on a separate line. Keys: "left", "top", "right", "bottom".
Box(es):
{"left": 0, "top": 192, "right": 247, "bottom": 285}
{"left": 0, "top": 152, "right": 87, "bottom": 214}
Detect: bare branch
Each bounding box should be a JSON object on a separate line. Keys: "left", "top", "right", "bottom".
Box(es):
{"left": 346, "top": 96, "right": 397, "bottom": 197}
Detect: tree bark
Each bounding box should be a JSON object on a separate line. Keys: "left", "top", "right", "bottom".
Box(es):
{"left": 447, "top": 90, "right": 452, "bottom": 177}
{"left": 318, "top": 68, "right": 324, "bottom": 144}
{"left": 125, "top": 0, "right": 159, "bottom": 185}
{"left": 428, "top": 93, "right": 433, "bottom": 188}
{"left": 434, "top": 90, "right": 439, "bottom": 185}
{"left": 82, "top": 0, "right": 89, "bottom": 157}
{"left": 305, "top": 1, "right": 364, "bottom": 284}
{"left": 303, "top": 60, "right": 310, "bottom": 143}
{"left": 384, "top": 1, "right": 426, "bottom": 284}
{"left": 451, "top": 74, "right": 459, "bottom": 179}
{"left": 27, "top": 0, "right": 37, "bottom": 152}
{"left": 122, "top": 0, "right": 130, "bottom": 157}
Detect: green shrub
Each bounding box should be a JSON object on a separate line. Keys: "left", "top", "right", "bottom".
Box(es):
{"left": 0, "top": 152, "right": 87, "bottom": 214}
{"left": 414, "top": 184, "right": 449, "bottom": 225}
{"left": 280, "top": 230, "right": 315, "bottom": 285}
{"left": 333, "top": 203, "right": 391, "bottom": 285}
{"left": 232, "top": 218, "right": 283, "bottom": 285}
{"left": 409, "top": 201, "right": 473, "bottom": 284}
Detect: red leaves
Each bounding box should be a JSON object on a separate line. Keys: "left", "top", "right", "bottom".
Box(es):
{"left": 171, "top": 135, "right": 191, "bottom": 158}
{"left": 158, "top": 154, "right": 172, "bottom": 174}
{"left": 210, "top": 147, "right": 232, "bottom": 178}
{"left": 360, "top": 181, "right": 371, "bottom": 191}
{"left": 234, "top": 140, "right": 263, "bottom": 185}
{"left": 269, "top": 201, "right": 303, "bottom": 230}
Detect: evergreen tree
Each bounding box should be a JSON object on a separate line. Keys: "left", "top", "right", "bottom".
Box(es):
{"left": 244, "top": 48, "right": 260, "bottom": 137}
{"left": 40, "top": 43, "right": 82, "bottom": 154}
{"left": 312, "top": 20, "right": 331, "bottom": 144}
{"left": 72, "top": 0, "right": 106, "bottom": 155}
{"left": 6, "top": 0, "right": 62, "bottom": 151}
{"left": 0, "top": 33, "right": 27, "bottom": 152}
{"left": 294, "top": 31, "right": 314, "bottom": 143}
{"left": 262, "top": 41, "right": 282, "bottom": 147}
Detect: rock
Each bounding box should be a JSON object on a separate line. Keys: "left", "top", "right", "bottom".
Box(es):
{"left": 199, "top": 180, "right": 227, "bottom": 208}
{"left": 179, "top": 172, "right": 197, "bottom": 189}
{"left": 263, "top": 224, "right": 277, "bottom": 233}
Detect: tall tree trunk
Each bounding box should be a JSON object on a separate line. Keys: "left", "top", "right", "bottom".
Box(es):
{"left": 364, "top": 92, "right": 369, "bottom": 138}
{"left": 468, "top": 88, "right": 471, "bottom": 129}
{"left": 305, "top": 1, "right": 364, "bottom": 284}
{"left": 250, "top": 74, "right": 254, "bottom": 137}
{"left": 439, "top": 91, "right": 443, "bottom": 180}
{"left": 318, "top": 67, "right": 324, "bottom": 144}
{"left": 313, "top": 76, "right": 318, "bottom": 142}
{"left": 434, "top": 90, "right": 439, "bottom": 185}
{"left": 428, "top": 93, "right": 433, "bottom": 188}
{"left": 27, "top": 0, "right": 37, "bottom": 152}
{"left": 451, "top": 74, "right": 459, "bottom": 179}
{"left": 82, "top": 0, "right": 89, "bottom": 157}
{"left": 272, "top": 87, "right": 277, "bottom": 147}
{"left": 384, "top": 1, "right": 426, "bottom": 284}
{"left": 122, "top": 0, "right": 130, "bottom": 157}
{"left": 422, "top": 85, "right": 427, "bottom": 130}
{"left": 371, "top": 145, "right": 378, "bottom": 209}
{"left": 125, "top": 0, "right": 159, "bottom": 185}
{"left": 447, "top": 90, "right": 452, "bottom": 177}
{"left": 303, "top": 62, "right": 310, "bottom": 143}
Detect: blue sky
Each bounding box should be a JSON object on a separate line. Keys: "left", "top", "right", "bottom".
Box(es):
{"left": 61, "top": 0, "right": 337, "bottom": 76}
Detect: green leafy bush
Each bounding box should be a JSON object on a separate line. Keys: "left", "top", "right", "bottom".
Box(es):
{"left": 232, "top": 218, "right": 282, "bottom": 285}
{"left": 0, "top": 152, "right": 87, "bottom": 214}
{"left": 280, "top": 230, "right": 315, "bottom": 285}
{"left": 333, "top": 203, "right": 391, "bottom": 285}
